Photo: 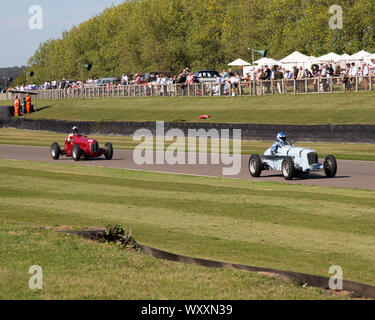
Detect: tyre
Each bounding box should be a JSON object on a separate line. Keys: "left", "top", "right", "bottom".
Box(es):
{"left": 50, "top": 142, "right": 61, "bottom": 160}
{"left": 324, "top": 155, "right": 337, "bottom": 178}
{"left": 104, "top": 142, "right": 113, "bottom": 160}
{"left": 72, "top": 144, "right": 82, "bottom": 161}
{"left": 282, "top": 157, "right": 295, "bottom": 180}
{"left": 248, "top": 154, "right": 262, "bottom": 177}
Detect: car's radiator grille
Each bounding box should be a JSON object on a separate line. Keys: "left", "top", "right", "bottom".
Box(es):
{"left": 90, "top": 142, "right": 98, "bottom": 153}
{"left": 307, "top": 152, "right": 318, "bottom": 165}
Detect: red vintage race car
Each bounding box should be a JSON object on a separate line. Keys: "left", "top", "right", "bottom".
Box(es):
{"left": 50, "top": 134, "right": 113, "bottom": 161}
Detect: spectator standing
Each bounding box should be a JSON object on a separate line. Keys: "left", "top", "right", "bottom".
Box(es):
{"left": 292, "top": 66, "right": 299, "bottom": 93}
{"left": 229, "top": 72, "right": 240, "bottom": 96}
{"left": 274, "top": 66, "right": 284, "bottom": 94}
{"left": 362, "top": 62, "right": 370, "bottom": 91}
{"left": 350, "top": 62, "right": 357, "bottom": 88}
{"left": 327, "top": 63, "right": 334, "bottom": 91}
{"left": 264, "top": 65, "right": 272, "bottom": 93}
{"left": 25, "top": 94, "right": 32, "bottom": 113}
{"left": 334, "top": 63, "right": 341, "bottom": 76}
{"left": 121, "top": 73, "right": 128, "bottom": 85}
{"left": 14, "top": 96, "right": 21, "bottom": 117}
{"left": 320, "top": 64, "right": 328, "bottom": 92}
{"left": 213, "top": 75, "right": 221, "bottom": 96}
{"left": 297, "top": 66, "right": 305, "bottom": 93}
{"left": 221, "top": 69, "right": 229, "bottom": 78}
{"left": 43, "top": 80, "right": 51, "bottom": 90}
{"left": 256, "top": 67, "right": 265, "bottom": 95}
{"left": 177, "top": 72, "right": 187, "bottom": 95}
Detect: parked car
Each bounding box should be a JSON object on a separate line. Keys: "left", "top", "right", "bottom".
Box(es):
{"left": 84, "top": 77, "right": 120, "bottom": 88}
{"left": 50, "top": 134, "right": 113, "bottom": 161}
{"left": 193, "top": 70, "right": 220, "bottom": 83}
{"left": 248, "top": 140, "right": 337, "bottom": 180}
{"left": 140, "top": 71, "right": 172, "bottom": 84}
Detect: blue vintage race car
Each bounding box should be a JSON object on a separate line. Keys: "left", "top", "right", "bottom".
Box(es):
{"left": 248, "top": 141, "right": 337, "bottom": 180}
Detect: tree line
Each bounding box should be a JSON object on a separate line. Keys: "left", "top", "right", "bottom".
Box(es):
{"left": 0, "top": 66, "right": 26, "bottom": 89}
{"left": 17, "top": 0, "right": 375, "bottom": 85}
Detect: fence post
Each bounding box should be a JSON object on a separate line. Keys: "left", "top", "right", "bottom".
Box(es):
{"left": 356, "top": 76, "right": 358, "bottom": 92}
{"left": 370, "top": 74, "right": 372, "bottom": 91}
{"left": 318, "top": 77, "right": 320, "bottom": 94}
{"left": 305, "top": 79, "right": 308, "bottom": 94}
{"left": 330, "top": 77, "right": 333, "bottom": 93}
{"left": 293, "top": 80, "right": 296, "bottom": 94}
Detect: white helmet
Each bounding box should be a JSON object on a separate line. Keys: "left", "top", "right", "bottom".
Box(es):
{"left": 72, "top": 126, "right": 79, "bottom": 134}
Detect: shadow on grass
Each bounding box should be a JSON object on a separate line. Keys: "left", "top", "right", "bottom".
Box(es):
{"left": 34, "top": 105, "right": 52, "bottom": 112}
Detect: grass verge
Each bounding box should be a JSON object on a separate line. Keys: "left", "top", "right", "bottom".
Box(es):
{"left": 0, "top": 221, "right": 344, "bottom": 300}
{"left": 1, "top": 92, "right": 375, "bottom": 124}
{"left": 0, "top": 159, "right": 374, "bottom": 299}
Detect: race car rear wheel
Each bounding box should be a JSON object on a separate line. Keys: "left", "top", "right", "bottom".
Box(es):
{"left": 72, "top": 144, "right": 82, "bottom": 162}
{"left": 104, "top": 142, "right": 113, "bottom": 160}
{"left": 282, "top": 157, "right": 295, "bottom": 180}
{"left": 249, "top": 155, "right": 262, "bottom": 177}
{"left": 51, "top": 142, "right": 61, "bottom": 160}
{"left": 324, "top": 155, "right": 337, "bottom": 178}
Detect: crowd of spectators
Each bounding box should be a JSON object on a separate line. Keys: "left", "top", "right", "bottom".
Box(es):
{"left": 14, "top": 79, "right": 83, "bottom": 92}
{"left": 242, "top": 58, "right": 375, "bottom": 94}
{"left": 9, "top": 58, "right": 375, "bottom": 96}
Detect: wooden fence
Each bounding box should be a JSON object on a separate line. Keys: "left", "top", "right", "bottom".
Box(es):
{"left": 1, "top": 76, "right": 374, "bottom": 101}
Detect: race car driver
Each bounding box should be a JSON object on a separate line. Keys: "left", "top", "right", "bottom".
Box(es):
{"left": 67, "top": 126, "right": 79, "bottom": 143}
{"left": 271, "top": 132, "right": 287, "bottom": 155}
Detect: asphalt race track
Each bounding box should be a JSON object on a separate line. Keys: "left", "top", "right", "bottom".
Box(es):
{"left": 0, "top": 144, "right": 374, "bottom": 191}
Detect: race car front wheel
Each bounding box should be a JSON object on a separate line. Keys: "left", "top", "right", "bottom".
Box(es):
{"left": 249, "top": 155, "right": 262, "bottom": 177}
{"left": 324, "top": 155, "right": 337, "bottom": 178}
{"left": 282, "top": 157, "right": 295, "bottom": 180}
{"left": 72, "top": 144, "right": 82, "bottom": 161}
{"left": 51, "top": 142, "right": 61, "bottom": 160}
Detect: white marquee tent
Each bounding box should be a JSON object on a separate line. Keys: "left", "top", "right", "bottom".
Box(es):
{"left": 279, "top": 51, "right": 314, "bottom": 70}
{"left": 349, "top": 50, "right": 372, "bottom": 61}
{"left": 313, "top": 52, "right": 341, "bottom": 63}
{"left": 228, "top": 58, "right": 251, "bottom": 67}
{"left": 254, "top": 57, "right": 280, "bottom": 66}
{"left": 337, "top": 53, "right": 351, "bottom": 61}
{"left": 236, "top": 50, "right": 375, "bottom": 76}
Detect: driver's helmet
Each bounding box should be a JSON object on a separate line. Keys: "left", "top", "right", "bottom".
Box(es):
{"left": 277, "top": 132, "right": 286, "bottom": 145}
{"left": 72, "top": 126, "right": 79, "bottom": 134}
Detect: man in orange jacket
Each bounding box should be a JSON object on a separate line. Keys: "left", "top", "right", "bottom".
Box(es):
{"left": 14, "top": 96, "right": 21, "bottom": 116}
{"left": 25, "top": 94, "right": 32, "bottom": 113}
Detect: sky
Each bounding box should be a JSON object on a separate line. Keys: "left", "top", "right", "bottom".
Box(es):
{"left": 0, "top": 0, "right": 125, "bottom": 68}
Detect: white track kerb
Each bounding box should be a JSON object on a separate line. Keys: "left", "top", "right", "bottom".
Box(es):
{"left": 133, "top": 121, "right": 242, "bottom": 176}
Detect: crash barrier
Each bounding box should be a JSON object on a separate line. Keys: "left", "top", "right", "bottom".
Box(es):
{"left": 1, "top": 118, "right": 375, "bottom": 143}
{"left": 0, "top": 106, "right": 13, "bottom": 118}
{"left": 68, "top": 230, "right": 375, "bottom": 299}
{"left": 1, "top": 75, "right": 375, "bottom": 101}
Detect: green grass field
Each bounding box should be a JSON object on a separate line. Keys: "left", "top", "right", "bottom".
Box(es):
{"left": 2, "top": 92, "right": 375, "bottom": 124}
{"left": 1, "top": 221, "right": 343, "bottom": 300}
{"left": 1, "top": 159, "right": 374, "bottom": 299}
{"left": 1, "top": 128, "right": 374, "bottom": 161}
